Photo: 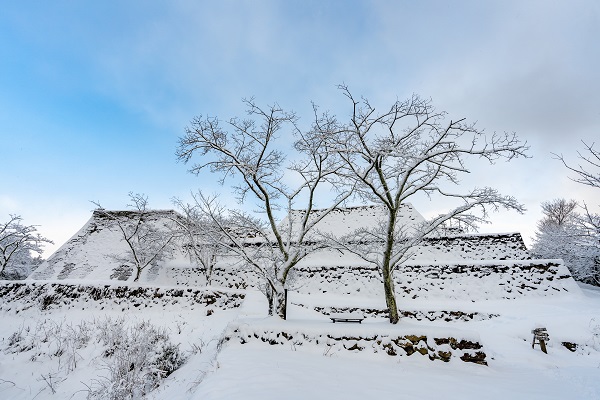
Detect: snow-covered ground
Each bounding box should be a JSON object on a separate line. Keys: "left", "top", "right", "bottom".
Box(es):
{"left": 1, "top": 282, "right": 599, "bottom": 399}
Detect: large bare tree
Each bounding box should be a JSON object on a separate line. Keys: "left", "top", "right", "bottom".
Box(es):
{"left": 555, "top": 141, "right": 600, "bottom": 234}
{"left": 0, "top": 215, "right": 52, "bottom": 279}
{"left": 176, "top": 99, "right": 351, "bottom": 318}
{"left": 315, "top": 86, "right": 528, "bottom": 323}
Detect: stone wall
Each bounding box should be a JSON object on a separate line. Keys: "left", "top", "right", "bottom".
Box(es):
{"left": 0, "top": 282, "right": 245, "bottom": 313}
{"left": 226, "top": 323, "right": 487, "bottom": 365}
{"left": 279, "top": 260, "right": 578, "bottom": 300}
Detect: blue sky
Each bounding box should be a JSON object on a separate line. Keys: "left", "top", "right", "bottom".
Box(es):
{"left": 2, "top": 0, "right": 599, "bottom": 255}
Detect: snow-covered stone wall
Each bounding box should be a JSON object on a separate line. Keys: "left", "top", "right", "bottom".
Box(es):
{"left": 226, "top": 320, "right": 488, "bottom": 364}
{"left": 407, "top": 232, "right": 530, "bottom": 263}
{"left": 0, "top": 281, "right": 245, "bottom": 313}
{"left": 288, "top": 260, "right": 579, "bottom": 300}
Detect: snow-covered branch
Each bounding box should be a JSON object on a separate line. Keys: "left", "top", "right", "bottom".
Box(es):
{"left": 555, "top": 141, "right": 600, "bottom": 189}
{"left": 0, "top": 215, "right": 52, "bottom": 279}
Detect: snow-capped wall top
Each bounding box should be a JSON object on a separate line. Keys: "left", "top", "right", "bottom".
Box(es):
{"left": 408, "top": 232, "right": 530, "bottom": 263}
{"left": 91, "top": 209, "right": 182, "bottom": 222}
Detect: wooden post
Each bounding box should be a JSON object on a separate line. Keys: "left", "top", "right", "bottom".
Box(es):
{"left": 539, "top": 339, "right": 547, "bottom": 354}
{"left": 532, "top": 328, "right": 549, "bottom": 354}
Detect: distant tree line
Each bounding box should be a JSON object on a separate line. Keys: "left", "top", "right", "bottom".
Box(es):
{"left": 532, "top": 142, "right": 600, "bottom": 286}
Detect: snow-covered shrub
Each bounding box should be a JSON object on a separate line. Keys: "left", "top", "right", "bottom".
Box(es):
{"left": 88, "top": 318, "right": 186, "bottom": 400}
{"left": 2, "top": 318, "right": 186, "bottom": 397}
{"left": 39, "top": 293, "right": 56, "bottom": 310}
{"left": 6, "top": 325, "right": 34, "bottom": 353}
{"left": 3, "top": 319, "right": 92, "bottom": 373}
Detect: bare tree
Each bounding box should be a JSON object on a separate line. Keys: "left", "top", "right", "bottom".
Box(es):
{"left": 531, "top": 199, "right": 599, "bottom": 285}
{"left": 316, "top": 86, "right": 528, "bottom": 323}
{"left": 537, "top": 198, "right": 579, "bottom": 230}
{"left": 176, "top": 99, "right": 351, "bottom": 318}
{"left": 549, "top": 143, "right": 600, "bottom": 285}
{"left": 172, "top": 197, "right": 223, "bottom": 285}
{"left": 556, "top": 141, "right": 600, "bottom": 189}
{"left": 187, "top": 192, "right": 283, "bottom": 309}
{"left": 93, "top": 193, "right": 179, "bottom": 282}
{"left": 555, "top": 141, "right": 600, "bottom": 232}
{"left": 0, "top": 215, "right": 52, "bottom": 279}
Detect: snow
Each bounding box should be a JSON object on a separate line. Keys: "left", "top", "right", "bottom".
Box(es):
{"left": 192, "top": 345, "right": 599, "bottom": 400}
{"left": 3, "top": 205, "right": 599, "bottom": 399}
{"left": 31, "top": 205, "right": 532, "bottom": 289}
{"left": 192, "top": 285, "right": 600, "bottom": 400}
{"left": 30, "top": 210, "right": 190, "bottom": 283}
{"left": 1, "top": 281, "right": 600, "bottom": 399}
{"left": 279, "top": 203, "right": 425, "bottom": 239}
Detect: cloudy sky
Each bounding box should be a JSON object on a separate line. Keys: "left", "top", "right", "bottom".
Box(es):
{"left": 2, "top": 0, "right": 599, "bottom": 256}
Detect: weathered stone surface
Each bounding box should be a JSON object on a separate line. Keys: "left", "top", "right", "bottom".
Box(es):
{"left": 228, "top": 327, "right": 486, "bottom": 365}
{"left": 460, "top": 351, "right": 488, "bottom": 365}
{"left": 561, "top": 342, "right": 578, "bottom": 352}
{"left": 0, "top": 282, "right": 245, "bottom": 312}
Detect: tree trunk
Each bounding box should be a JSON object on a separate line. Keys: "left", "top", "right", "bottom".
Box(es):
{"left": 133, "top": 266, "right": 141, "bottom": 282}
{"left": 382, "top": 206, "right": 400, "bottom": 324}
{"left": 266, "top": 286, "right": 274, "bottom": 316}
{"left": 207, "top": 264, "right": 213, "bottom": 286}
{"left": 274, "top": 290, "right": 286, "bottom": 319}
{"left": 382, "top": 265, "right": 399, "bottom": 324}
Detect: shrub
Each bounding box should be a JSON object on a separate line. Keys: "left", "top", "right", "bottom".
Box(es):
{"left": 88, "top": 319, "right": 186, "bottom": 399}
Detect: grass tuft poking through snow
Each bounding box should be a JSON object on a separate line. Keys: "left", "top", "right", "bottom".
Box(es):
{"left": 2, "top": 317, "right": 187, "bottom": 400}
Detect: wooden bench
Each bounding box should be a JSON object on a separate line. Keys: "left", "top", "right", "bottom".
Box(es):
{"left": 330, "top": 313, "right": 365, "bottom": 324}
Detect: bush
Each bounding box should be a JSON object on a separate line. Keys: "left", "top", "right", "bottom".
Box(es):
{"left": 2, "top": 317, "right": 186, "bottom": 398}
{"left": 88, "top": 318, "right": 186, "bottom": 399}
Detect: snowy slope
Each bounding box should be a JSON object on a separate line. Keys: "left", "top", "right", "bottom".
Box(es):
{"left": 33, "top": 205, "right": 533, "bottom": 289}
